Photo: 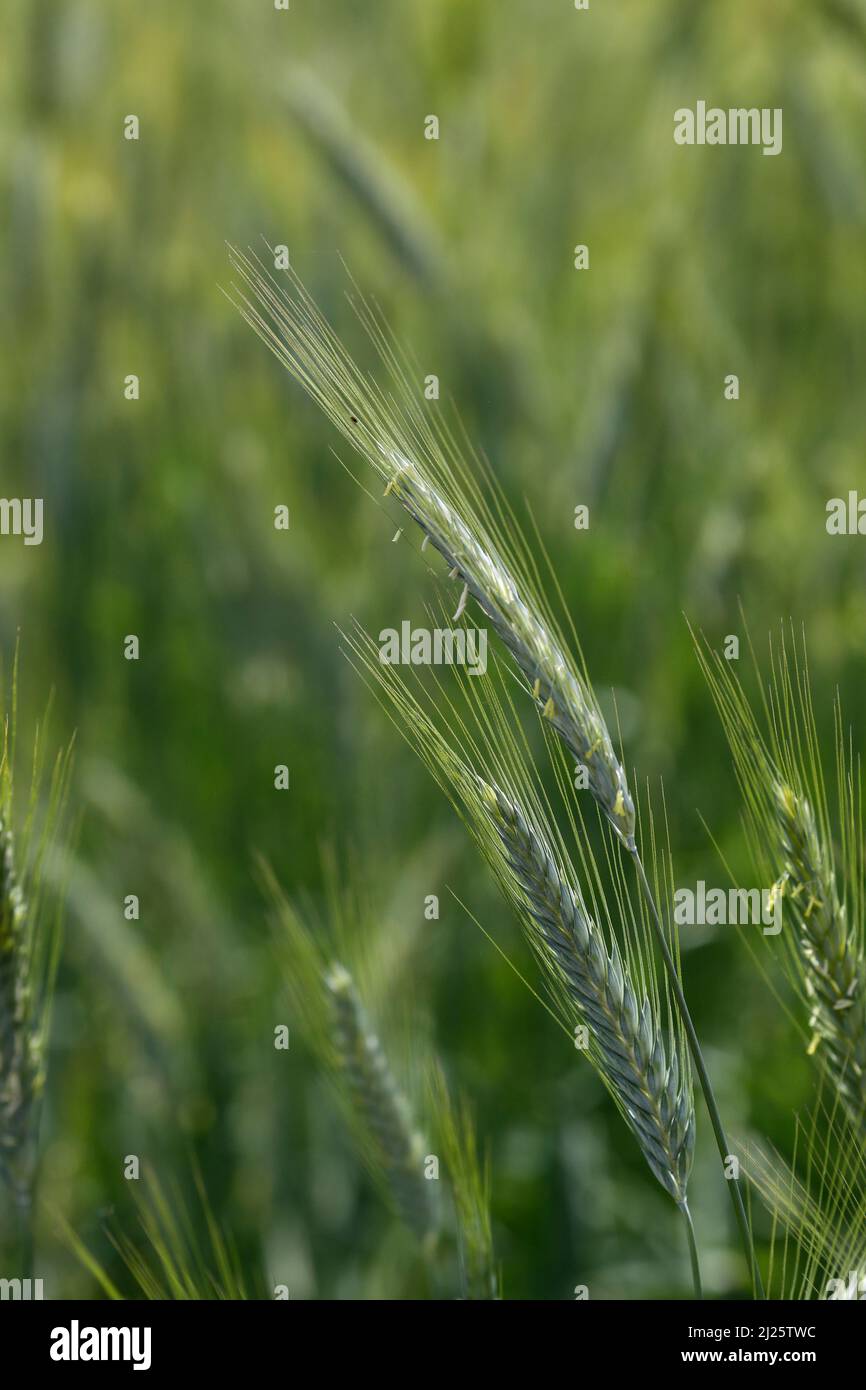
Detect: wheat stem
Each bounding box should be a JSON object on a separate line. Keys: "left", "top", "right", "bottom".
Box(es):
{"left": 680, "top": 1200, "right": 703, "bottom": 1299}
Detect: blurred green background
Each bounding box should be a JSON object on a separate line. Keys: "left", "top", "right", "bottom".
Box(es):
{"left": 2, "top": 0, "right": 866, "bottom": 1298}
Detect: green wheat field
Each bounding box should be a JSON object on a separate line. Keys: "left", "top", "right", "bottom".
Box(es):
{"left": 2, "top": 0, "right": 866, "bottom": 1301}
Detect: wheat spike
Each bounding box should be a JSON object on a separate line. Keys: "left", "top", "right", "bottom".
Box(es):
{"left": 0, "top": 815, "right": 37, "bottom": 1202}
{"left": 341, "top": 623, "right": 695, "bottom": 1207}
{"left": 225, "top": 246, "right": 635, "bottom": 846}
{"left": 482, "top": 783, "right": 694, "bottom": 1204}
{"left": 0, "top": 667, "right": 74, "bottom": 1265}
{"left": 325, "top": 963, "right": 436, "bottom": 1243}
{"left": 388, "top": 457, "right": 634, "bottom": 840}
{"left": 695, "top": 626, "right": 866, "bottom": 1132}
{"left": 774, "top": 784, "right": 866, "bottom": 1121}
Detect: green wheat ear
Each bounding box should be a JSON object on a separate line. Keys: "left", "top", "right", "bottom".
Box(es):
{"left": 695, "top": 623, "right": 866, "bottom": 1132}
{"left": 225, "top": 245, "right": 635, "bottom": 847}
{"left": 0, "top": 650, "right": 74, "bottom": 1253}
{"left": 484, "top": 782, "right": 695, "bottom": 1205}
{"left": 325, "top": 963, "right": 436, "bottom": 1246}
{"left": 0, "top": 805, "right": 31, "bottom": 1192}
{"left": 341, "top": 625, "right": 696, "bottom": 1211}
{"left": 773, "top": 782, "right": 866, "bottom": 1118}
{"left": 262, "top": 862, "right": 439, "bottom": 1251}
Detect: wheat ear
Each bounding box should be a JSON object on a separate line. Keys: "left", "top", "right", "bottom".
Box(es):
{"left": 342, "top": 629, "right": 696, "bottom": 1208}
{"left": 0, "top": 707, "right": 73, "bottom": 1280}
{"left": 326, "top": 963, "right": 436, "bottom": 1245}
{"left": 263, "top": 865, "right": 441, "bottom": 1256}
{"left": 389, "top": 461, "right": 634, "bottom": 841}
{"left": 0, "top": 814, "right": 37, "bottom": 1205}
{"left": 484, "top": 783, "right": 695, "bottom": 1204}
{"left": 774, "top": 785, "right": 866, "bottom": 1122}
{"left": 695, "top": 626, "right": 866, "bottom": 1132}
{"left": 225, "top": 246, "right": 635, "bottom": 846}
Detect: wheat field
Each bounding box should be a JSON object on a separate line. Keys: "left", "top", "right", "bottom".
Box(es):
{"left": 2, "top": 0, "right": 866, "bottom": 1305}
